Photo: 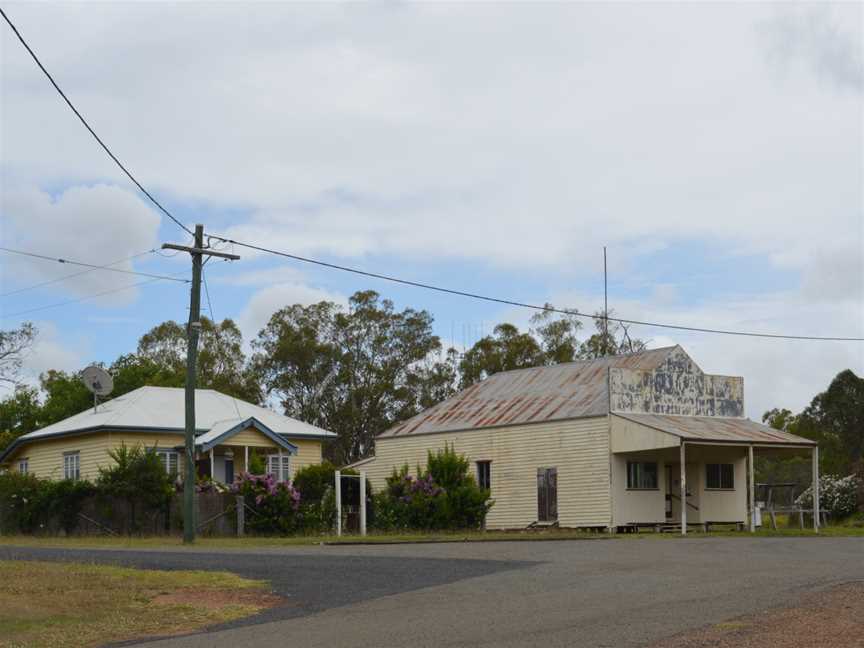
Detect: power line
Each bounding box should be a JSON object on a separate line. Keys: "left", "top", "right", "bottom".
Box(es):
{"left": 1, "top": 271, "right": 190, "bottom": 320}
{"left": 0, "top": 247, "right": 190, "bottom": 283}
{"left": 202, "top": 260, "right": 215, "bottom": 322}
{"left": 3, "top": 9, "right": 858, "bottom": 343}
{"left": 208, "top": 235, "right": 864, "bottom": 342}
{"left": 0, "top": 249, "right": 158, "bottom": 298}
{"left": 0, "top": 7, "right": 193, "bottom": 237}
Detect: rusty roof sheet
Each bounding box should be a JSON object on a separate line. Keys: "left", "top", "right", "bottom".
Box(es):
{"left": 614, "top": 413, "right": 816, "bottom": 446}
{"left": 380, "top": 347, "right": 677, "bottom": 438}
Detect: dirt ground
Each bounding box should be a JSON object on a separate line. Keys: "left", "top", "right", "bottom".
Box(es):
{"left": 650, "top": 581, "right": 864, "bottom": 648}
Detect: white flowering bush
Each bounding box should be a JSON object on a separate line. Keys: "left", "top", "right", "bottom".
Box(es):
{"left": 796, "top": 474, "right": 862, "bottom": 519}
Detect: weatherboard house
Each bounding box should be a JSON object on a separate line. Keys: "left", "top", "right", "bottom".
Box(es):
{"left": 0, "top": 386, "right": 336, "bottom": 483}
{"left": 354, "top": 346, "right": 820, "bottom": 532}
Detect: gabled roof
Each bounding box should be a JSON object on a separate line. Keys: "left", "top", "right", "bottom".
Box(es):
{"left": 195, "top": 417, "right": 299, "bottom": 453}
{"left": 381, "top": 347, "right": 678, "bottom": 438}
{"left": 614, "top": 413, "right": 816, "bottom": 446}
{"left": 0, "top": 386, "right": 334, "bottom": 462}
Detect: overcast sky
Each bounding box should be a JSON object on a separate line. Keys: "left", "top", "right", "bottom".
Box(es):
{"left": 1, "top": 2, "right": 862, "bottom": 418}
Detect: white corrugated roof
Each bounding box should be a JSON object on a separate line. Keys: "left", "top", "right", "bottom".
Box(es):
{"left": 614, "top": 413, "right": 816, "bottom": 446}
{"left": 14, "top": 386, "right": 335, "bottom": 442}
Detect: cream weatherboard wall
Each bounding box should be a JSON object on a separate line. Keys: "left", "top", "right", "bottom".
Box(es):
{"left": 365, "top": 416, "right": 612, "bottom": 529}
{"left": 6, "top": 429, "right": 325, "bottom": 482}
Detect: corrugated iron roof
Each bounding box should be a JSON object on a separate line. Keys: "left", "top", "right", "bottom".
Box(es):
{"left": 614, "top": 413, "right": 816, "bottom": 446}
{"left": 380, "top": 347, "right": 677, "bottom": 437}
{"left": 0, "top": 386, "right": 336, "bottom": 464}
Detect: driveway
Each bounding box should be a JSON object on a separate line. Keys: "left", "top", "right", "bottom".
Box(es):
{"left": 3, "top": 537, "right": 862, "bottom": 647}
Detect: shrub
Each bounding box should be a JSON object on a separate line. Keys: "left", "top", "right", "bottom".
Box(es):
{"left": 293, "top": 461, "right": 339, "bottom": 501}
{"left": 796, "top": 474, "right": 862, "bottom": 520}
{"left": 96, "top": 444, "right": 173, "bottom": 532}
{"left": 0, "top": 472, "right": 95, "bottom": 534}
{"left": 248, "top": 449, "right": 266, "bottom": 475}
{"left": 372, "top": 445, "right": 492, "bottom": 531}
{"left": 231, "top": 472, "right": 302, "bottom": 535}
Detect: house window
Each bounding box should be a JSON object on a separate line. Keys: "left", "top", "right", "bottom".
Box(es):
{"left": 156, "top": 450, "right": 179, "bottom": 476}
{"left": 706, "top": 463, "right": 734, "bottom": 490}
{"left": 626, "top": 461, "right": 658, "bottom": 490}
{"left": 18, "top": 458, "right": 28, "bottom": 475}
{"left": 63, "top": 452, "right": 80, "bottom": 481}
{"left": 477, "top": 461, "right": 491, "bottom": 491}
{"left": 267, "top": 455, "right": 290, "bottom": 481}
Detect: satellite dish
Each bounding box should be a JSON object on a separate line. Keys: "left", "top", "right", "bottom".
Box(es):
{"left": 80, "top": 365, "right": 113, "bottom": 413}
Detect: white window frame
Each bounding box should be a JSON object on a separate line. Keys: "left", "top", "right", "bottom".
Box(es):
{"left": 267, "top": 454, "right": 290, "bottom": 481}
{"left": 705, "top": 463, "right": 735, "bottom": 490}
{"left": 18, "top": 458, "right": 29, "bottom": 475}
{"left": 156, "top": 450, "right": 180, "bottom": 476}
{"left": 626, "top": 461, "right": 659, "bottom": 490}
{"left": 63, "top": 452, "right": 80, "bottom": 481}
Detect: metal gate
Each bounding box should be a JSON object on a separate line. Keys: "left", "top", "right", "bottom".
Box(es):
{"left": 537, "top": 467, "right": 558, "bottom": 522}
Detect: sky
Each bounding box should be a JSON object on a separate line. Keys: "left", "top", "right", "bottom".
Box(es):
{"left": 1, "top": 2, "right": 862, "bottom": 419}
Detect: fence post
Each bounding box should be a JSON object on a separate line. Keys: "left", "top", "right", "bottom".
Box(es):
{"left": 236, "top": 495, "right": 245, "bottom": 537}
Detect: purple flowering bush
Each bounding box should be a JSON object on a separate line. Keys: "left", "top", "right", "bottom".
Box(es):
{"left": 232, "top": 471, "right": 302, "bottom": 534}
{"left": 373, "top": 444, "right": 492, "bottom": 531}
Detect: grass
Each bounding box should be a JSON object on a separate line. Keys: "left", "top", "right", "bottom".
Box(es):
{"left": 0, "top": 560, "right": 275, "bottom": 648}
{"left": 1, "top": 523, "right": 862, "bottom": 551}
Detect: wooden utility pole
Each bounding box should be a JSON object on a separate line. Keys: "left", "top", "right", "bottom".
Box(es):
{"left": 163, "top": 224, "right": 239, "bottom": 544}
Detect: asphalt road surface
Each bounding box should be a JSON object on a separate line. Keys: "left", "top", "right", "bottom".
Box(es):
{"left": 3, "top": 537, "right": 862, "bottom": 647}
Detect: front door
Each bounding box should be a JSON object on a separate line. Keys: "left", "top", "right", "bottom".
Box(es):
{"left": 666, "top": 464, "right": 700, "bottom": 523}
{"left": 537, "top": 467, "right": 558, "bottom": 523}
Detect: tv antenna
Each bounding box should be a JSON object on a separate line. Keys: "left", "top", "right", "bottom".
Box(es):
{"left": 80, "top": 365, "right": 113, "bottom": 413}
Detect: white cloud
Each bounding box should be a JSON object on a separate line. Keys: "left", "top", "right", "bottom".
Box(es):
{"left": 759, "top": 5, "right": 864, "bottom": 93}
{"left": 1, "top": 3, "right": 860, "bottom": 279}
{"left": 1, "top": 185, "right": 161, "bottom": 303}
{"left": 1, "top": 321, "right": 88, "bottom": 395}
{"left": 237, "top": 281, "right": 347, "bottom": 345}
{"left": 536, "top": 288, "right": 864, "bottom": 419}
{"left": 0, "top": 3, "right": 861, "bottom": 416}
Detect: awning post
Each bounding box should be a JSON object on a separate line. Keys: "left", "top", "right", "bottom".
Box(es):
{"left": 812, "top": 446, "right": 820, "bottom": 533}
{"left": 335, "top": 470, "right": 342, "bottom": 537}
{"left": 360, "top": 471, "right": 367, "bottom": 537}
{"left": 680, "top": 442, "right": 687, "bottom": 536}
{"left": 244, "top": 446, "right": 249, "bottom": 473}
{"left": 748, "top": 445, "right": 755, "bottom": 532}
{"left": 209, "top": 448, "right": 215, "bottom": 481}
{"left": 278, "top": 448, "right": 284, "bottom": 481}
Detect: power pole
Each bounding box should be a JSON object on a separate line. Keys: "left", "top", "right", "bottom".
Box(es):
{"left": 163, "top": 224, "right": 239, "bottom": 544}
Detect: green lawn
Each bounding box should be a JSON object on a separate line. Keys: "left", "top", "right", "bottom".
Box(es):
{"left": 0, "top": 560, "right": 277, "bottom": 648}
{"left": 1, "top": 523, "right": 862, "bottom": 551}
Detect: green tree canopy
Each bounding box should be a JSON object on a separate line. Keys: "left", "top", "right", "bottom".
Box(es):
{"left": 137, "top": 317, "right": 261, "bottom": 402}
{"left": 459, "top": 308, "right": 647, "bottom": 387}
{"left": 252, "top": 290, "right": 456, "bottom": 464}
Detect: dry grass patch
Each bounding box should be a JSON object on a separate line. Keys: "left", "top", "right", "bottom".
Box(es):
{"left": 0, "top": 560, "right": 280, "bottom": 648}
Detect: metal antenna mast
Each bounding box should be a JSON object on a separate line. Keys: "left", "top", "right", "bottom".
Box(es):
{"left": 163, "top": 225, "right": 240, "bottom": 544}
{"left": 603, "top": 246, "right": 608, "bottom": 356}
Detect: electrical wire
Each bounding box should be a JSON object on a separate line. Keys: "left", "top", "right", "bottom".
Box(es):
{"left": 208, "top": 235, "right": 864, "bottom": 342}
{"left": 1, "top": 270, "right": 190, "bottom": 320}
{"left": 0, "top": 7, "right": 193, "bottom": 237}
{"left": 0, "top": 247, "right": 189, "bottom": 283}
{"left": 0, "top": 249, "right": 159, "bottom": 297}
{"left": 3, "top": 8, "right": 859, "bottom": 343}
{"left": 202, "top": 262, "right": 215, "bottom": 322}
